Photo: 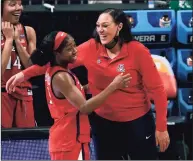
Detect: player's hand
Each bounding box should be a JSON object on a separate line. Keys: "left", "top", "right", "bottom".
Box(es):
{"left": 155, "top": 130, "right": 170, "bottom": 152}
{"left": 6, "top": 72, "right": 25, "bottom": 93}
{"left": 1, "top": 21, "right": 14, "bottom": 41}
{"left": 14, "top": 24, "right": 22, "bottom": 41}
{"left": 111, "top": 73, "right": 132, "bottom": 89}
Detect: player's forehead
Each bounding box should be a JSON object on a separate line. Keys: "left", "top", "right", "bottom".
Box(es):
{"left": 65, "top": 37, "right": 76, "bottom": 48}
{"left": 4, "top": 0, "right": 22, "bottom": 3}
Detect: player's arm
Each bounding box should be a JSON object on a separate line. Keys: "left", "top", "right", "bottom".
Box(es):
{"left": 6, "top": 64, "right": 49, "bottom": 93}
{"left": 53, "top": 72, "right": 131, "bottom": 114}
{"left": 14, "top": 25, "right": 36, "bottom": 68}
{"left": 22, "top": 64, "right": 48, "bottom": 80}
{"left": 25, "top": 26, "right": 36, "bottom": 55}
{"left": 1, "top": 22, "right": 14, "bottom": 75}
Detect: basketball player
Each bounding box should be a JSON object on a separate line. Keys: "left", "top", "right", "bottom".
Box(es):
{"left": 1, "top": 0, "right": 36, "bottom": 128}
{"left": 15, "top": 31, "right": 131, "bottom": 160}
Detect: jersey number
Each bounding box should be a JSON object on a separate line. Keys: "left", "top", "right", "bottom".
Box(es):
{"left": 6, "top": 56, "right": 21, "bottom": 69}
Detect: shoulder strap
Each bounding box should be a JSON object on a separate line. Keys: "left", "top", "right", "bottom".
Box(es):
{"left": 50, "top": 70, "right": 76, "bottom": 99}
{"left": 22, "top": 24, "right": 29, "bottom": 45}
{"left": 13, "top": 24, "right": 28, "bottom": 69}
{"left": 52, "top": 70, "right": 76, "bottom": 85}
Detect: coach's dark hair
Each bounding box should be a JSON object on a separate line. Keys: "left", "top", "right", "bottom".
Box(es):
{"left": 30, "top": 31, "right": 70, "bottom": 66}
{"left": 92, "top": 8, "right": 133, "bottom": 46}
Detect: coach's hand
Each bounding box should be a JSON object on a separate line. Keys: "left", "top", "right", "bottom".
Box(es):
{"left": 6, "top": 72, "right": 25, "bottom": 93}
{"left": 155, "top": 130, "right": 170, "bottom": 152}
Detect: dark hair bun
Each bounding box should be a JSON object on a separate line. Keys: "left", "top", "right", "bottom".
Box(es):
{"left": 30, "top": 49, "right": 50, "bottom": 66}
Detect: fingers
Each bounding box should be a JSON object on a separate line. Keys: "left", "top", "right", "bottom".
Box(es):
{"left": 1, "top": 21, "right": 14, "bottom": 40}
{"left": 113, "top": 72, "right": 132, "bottom": 89}
{"left": 156, "top": 136, "right": 158, "bottom": 146}
{"left": 122, "top": 73, "right": 132, "bottom": 87}
{"left": 6, "top": 76, "right": 14, "bottom": 91}
{"left": 12, "top": 87, "right": 16, "bottom": 93}
{"left": 118, "top": 73, "right": 123, "bottom": 76}
{"left": 14, "top": 24, "right": 21, "bottom": 32}
{"left": 6, "top": 76, "right": 16, "bottom": 93}
{"left": 2, "top": 21, "right": 13, "bottom": 29}
{"left": 122, "top": 80, "right": 131, "bottom": 88}
{"left": 122, "top": 73, "right": 131, "bottom": 79}
{"left": 159, "top": 141, "right": 165, "bottom": 152}
{"left": 16, "top": 24, "right": 22, "bottom": 30}
{"left": 123, "top": 77, "right": 132, "bottom": 82}
{"left": 159, "top": 137, "right": 170, "bottom": 152}
{"left": 1, "top": 21, "right": 4, "bottom": 29}
{"left": 166, "top": 137, "right": 170, "bottom": 150}
{"left": 9, "top": 78, "right": 18, "bottom": 93}
{"left": 156, "top": 131, "right": 170, "bottom": 152}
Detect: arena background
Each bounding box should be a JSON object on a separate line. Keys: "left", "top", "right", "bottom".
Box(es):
{"left": 1, "top": 0, "right": 192, "bottom": 160}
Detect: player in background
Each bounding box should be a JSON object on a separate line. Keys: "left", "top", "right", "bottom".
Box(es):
{"left": 1, "top": 0, "right": 36, "bottom": 128}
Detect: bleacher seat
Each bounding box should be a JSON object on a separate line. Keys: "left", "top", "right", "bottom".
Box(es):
{"left": 178, "top": 88, "right": 192, "bottom": 121}
{"left": 177, "top": 10, "right": 193, "bottom": 44}
{"left": 124, "top": 10, "right": 176, "bottom": 45}
{"left": 177, "top": 49, "right": 192, "bottom": 84}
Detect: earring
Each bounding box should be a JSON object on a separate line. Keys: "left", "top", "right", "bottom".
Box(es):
{"left": 116, "top": 30, "right": 120, "bottom": 36}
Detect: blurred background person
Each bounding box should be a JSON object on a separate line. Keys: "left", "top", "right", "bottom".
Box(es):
{"left": 1, "top": 0, "right": 36, "bottom": 128}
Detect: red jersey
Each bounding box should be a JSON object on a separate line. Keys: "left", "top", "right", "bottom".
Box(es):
{"left": 1, "top": 24, "right": 32, "bottom": 100}
{"left": 77, "top": 39, "right": 168, "bottom": 131}
{"left": 23, "top": 39, "right": 168, "bottom": 131}
{"left": 45, "top": 66, "right": 90, "bottom": 152}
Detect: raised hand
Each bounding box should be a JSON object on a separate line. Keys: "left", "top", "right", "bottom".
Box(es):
{"left": 1, "top": 21, "right": 14, "bottom": 41}
{"left": 14, "top": 24, "right": 22, "bottom": 41}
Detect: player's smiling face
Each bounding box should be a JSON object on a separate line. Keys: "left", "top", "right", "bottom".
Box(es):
{"left": 56, "top": 36, "right": 77, "bottom": 66}
{"left": 2, "top": 0, "right": 23, "bottom": 25}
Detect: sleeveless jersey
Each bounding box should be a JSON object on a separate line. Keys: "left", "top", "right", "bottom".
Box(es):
{"left": 45, "top": 66, "right": 90, "bottom": 152}
{"left": 1, "top": 24, "right": 32, "bottom": 100}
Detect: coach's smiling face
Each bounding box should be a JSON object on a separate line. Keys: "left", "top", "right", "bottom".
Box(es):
{"left": 96, "top": 13, "right": 122, "bottom": 45}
